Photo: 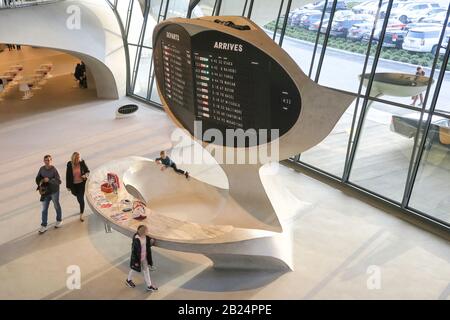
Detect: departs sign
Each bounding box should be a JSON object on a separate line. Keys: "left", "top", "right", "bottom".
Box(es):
{"left": 153, "top": 17, "right": 302, "bottom": 147}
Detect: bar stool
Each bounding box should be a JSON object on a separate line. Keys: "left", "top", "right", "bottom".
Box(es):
{"left": 30, "top": 74, "right": 43, "bottom": 90}
{"left": 9, "top": 65, "right": 24, "bottom": 72}
{"left": 35, "top": 69, "right": 49, "bottom": 85}
{"left": 9, "top": 66, "right": 23, "bottom": 84}
{"left": 2, "top": 76, "right": 14, "bottom": 93}
{"left": 19, "top": 81, "right": 33, "bottom": 100}
{"left": 40, "top": 63, "right": 53, "bottom": 78}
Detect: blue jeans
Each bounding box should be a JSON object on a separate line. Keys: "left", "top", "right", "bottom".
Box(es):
{"left": 41, "top": 191, "right": 62, "bottom": 227}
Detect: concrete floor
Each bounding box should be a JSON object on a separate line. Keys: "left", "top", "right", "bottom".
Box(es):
{"left": 0, "top": 47, "right": 449, "bottom": 300}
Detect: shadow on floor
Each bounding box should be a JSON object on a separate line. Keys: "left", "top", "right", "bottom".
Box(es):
{"left": 47, "top": 213, "right": 288, "bottom": 299}
{"left": 438, "top": 283, "right": 450, "bottom": 300}
{"left": 46, "top": 249, "right": 206, "bottom": 300}
{"left": 178, "top": 268, "right": 286, "bottom": 292}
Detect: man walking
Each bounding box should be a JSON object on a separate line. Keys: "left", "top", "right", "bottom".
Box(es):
{"left": 36, "top": 155, "right": 63, "bottom": 234}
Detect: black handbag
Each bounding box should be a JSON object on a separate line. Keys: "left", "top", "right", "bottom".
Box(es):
{"left": 38, "top": 181, "right": 49, "bottom": 196}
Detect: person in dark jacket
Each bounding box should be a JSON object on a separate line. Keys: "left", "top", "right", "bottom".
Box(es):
{"left": 74, "top": 63, "right": 82, "bottom": 85}
{"left": 80, "top": 62, "right": 88, "bottom": 89}
{"left": 126, "top": 225, "right": 158, "bottom": 291}
{"left": 66, "top": 152, "right": 90, "bottom": 222}
{"left": 35, "top": 154, "right": 63, "bottom": 234}
{"left": 155, "top": 150, "right": 189, "bottom": 179}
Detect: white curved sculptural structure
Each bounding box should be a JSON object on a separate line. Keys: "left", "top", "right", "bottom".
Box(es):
{"left": 87, "top": 16, "right": 354, "bottom": 271}
{"left": 87, "top": 156, "right": 291, "bottom": 270}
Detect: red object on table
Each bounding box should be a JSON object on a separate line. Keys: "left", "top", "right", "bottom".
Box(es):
{"left": 101, "top": 182, "right": 113, "bottom": 193}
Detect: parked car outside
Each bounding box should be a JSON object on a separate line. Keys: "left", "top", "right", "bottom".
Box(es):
{"left": 303, "top": 0, "right": 347, "bottom": 12}
{"left": 319, "top": 10, "right": 365, "bottom": 33}
{"left": 287, "top": 8, "right": 302, "bottom": 25}
{"left": 352, "top": 0, "right": 379, "bottom": 14}
{"left": 417, "top": 8, "right": 447, "bottom": 22}
{"left": 379, "top": 1, "right": 415, "bottom": 19}
{"left": 402, "top": 26, "right": 448, "bottom": 54}
{"left": 404, "top": 22, "right": 443, "bottom": 31}
{"left": 378, "top": 28, "right": 408, "bottom": 48}
{"left": 358, "top": 0, "right": 388, "bottom": 15}
{"left": 361, "top": 18, "right": 406, "bottom": 43}
{"left": 311, "top": 18, "right": 328, "bottom": 33}
{"left": 329, "top": 14, "right": 374, "bottom": 38}
{"left": 291, "top": 9, "right": 321, "bottom": 27}
{"left": 373, "top": 22, "right": 442, "bottom": 49}
{"left": 388, "top": 29, "right": 407, "bottom": 48}
{"left": 391, "top": 2, "right": 443, "bottom": 24}
{"left": 347, "top": 22, "right": 375, "bottom": 41}
{"left": 301, "top": 12, "right": 329, "bottom": 29}
{"left": 420, "top": 11, "right": 450, "bottom": 27}
{"left": 334, "top": 10, "right": 356, "bottom": 20}
{"left": 309, "top": 17, "right": 329, "bottom": 32}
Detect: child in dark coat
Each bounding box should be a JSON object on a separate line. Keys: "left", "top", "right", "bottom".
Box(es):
{"left": 126, "top": 225, "right": 158, "bottom": 291}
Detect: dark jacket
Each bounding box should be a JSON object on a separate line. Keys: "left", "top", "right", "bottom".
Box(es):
{"left": 35, "top": 166, "right": 62, "bottom": 200}
{"left": 74, "top": 64, "right": 82, "bottom": 80}
{"left": 156, "top": 156, "right": 173, "bottom": 167}
{"left": 66, "top": 160, "right": 90, "bottom": 192}
{"left": 130, "top": 234, "right": 154, "bottom": 272}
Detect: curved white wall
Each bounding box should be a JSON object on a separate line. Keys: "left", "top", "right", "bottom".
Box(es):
{"left": 0, "top": 0, "right": 126, "bottom": 99}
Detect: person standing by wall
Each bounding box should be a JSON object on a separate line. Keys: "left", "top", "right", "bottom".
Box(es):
{"left": 35, "top": 155, "right": 63, "bottom": 234}
{"left": 66, "top": 152, "right": 90, "bottom": 222}
{"left": 74, "top": 62, "right": 82, "bottom": 87}
{"left": 80, "top": 61, "right": 88, "bottom": 89}
{"left": 126, "top": 225, "right": 158, "bottom": 291}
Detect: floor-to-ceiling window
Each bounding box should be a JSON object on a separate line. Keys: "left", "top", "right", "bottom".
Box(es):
{"left": 107, "top": 0, "right": 450, "bottom": 230}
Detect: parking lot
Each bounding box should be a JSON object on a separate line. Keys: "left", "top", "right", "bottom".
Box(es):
{"left": 279, "top": 35, "right": 450, "bottom": 115}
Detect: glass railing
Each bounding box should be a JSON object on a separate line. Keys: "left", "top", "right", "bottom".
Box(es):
{"left": 0, "top": 0, "right": 61, "bottom": 9}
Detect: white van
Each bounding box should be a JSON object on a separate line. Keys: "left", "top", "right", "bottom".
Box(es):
{"left": 402, "top": 27, "right": 448, "bottom": 54}
{"left": 392, "top": 2, "right": 443, "bottom": 23}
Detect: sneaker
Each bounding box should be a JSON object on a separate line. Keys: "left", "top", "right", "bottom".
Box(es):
{"left": 55, "top": 221, "right": 63, "bottom": 228}
{"left": 149, "top": 265, "right": 156, "bottom": 272}
{"left": 185, "top": 172, "right": 189, "bottom": 179}
{"left": 147, "top": 285, "right": 158, "bottom": 291}
{"left": 80, "top": 213, "right": 84, "bottom": 222}
{"left": 125, "top": 279, "right": 136, "bottom": 288}
{"left": 38, "top": 226, "right": 47, "bottom": 234}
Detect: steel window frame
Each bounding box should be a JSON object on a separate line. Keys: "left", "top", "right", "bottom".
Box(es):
{"left": 108, "top": 0, "right": 450, "bottom": 231}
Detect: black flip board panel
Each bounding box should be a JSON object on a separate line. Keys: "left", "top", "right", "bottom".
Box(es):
{"left": 154, "top": 22, "right": 301, "bottom": 147}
